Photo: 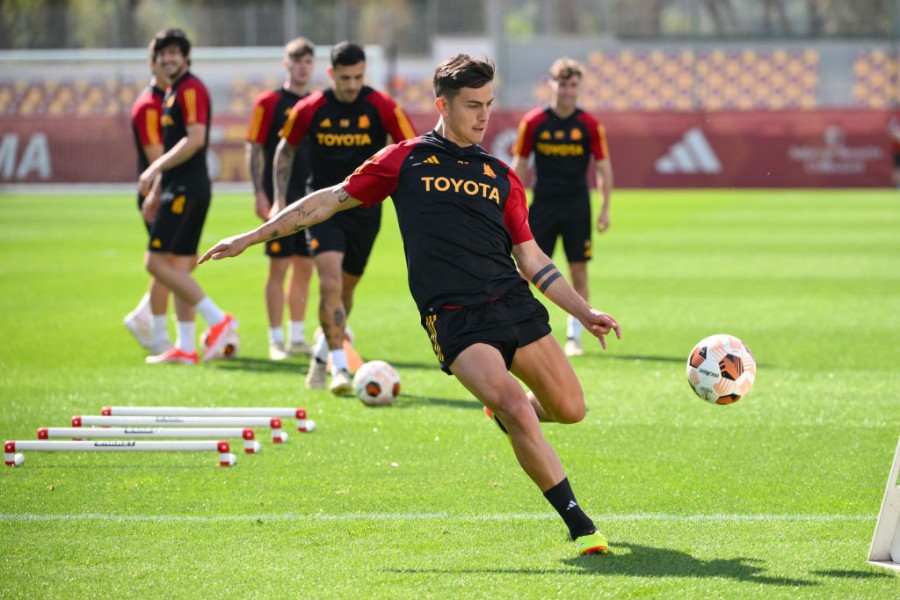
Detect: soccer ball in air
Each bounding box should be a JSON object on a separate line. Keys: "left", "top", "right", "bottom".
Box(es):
{"left": 200, "top": 330, "right": 241, "bottom": 360}
{"left": 353, "top": 360, "right": 401, "bottom": 407}
{"left": 686, "top": 334, "right": 756, "bottom": 405}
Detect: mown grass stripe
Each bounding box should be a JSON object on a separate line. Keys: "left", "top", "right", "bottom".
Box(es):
{"left": 0, "top": 512, "right": 873, "bottom": 523}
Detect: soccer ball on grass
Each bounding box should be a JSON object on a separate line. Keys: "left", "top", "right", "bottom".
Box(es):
{"left": 686, "top": 334, "right": 756, "bottom": 404}
{"left": 353, "top": 360, "right": 401, "bottom": 407}
{"left": 200, "top": 330, "right": 241, "bottom": 360}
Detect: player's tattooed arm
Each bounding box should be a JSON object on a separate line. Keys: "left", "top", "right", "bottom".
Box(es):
{"left": 530, "top": 263, "right": 563, "bottom": 293}
{"left": 272, "top": 138, "right": 296, "bottom": 212}
{"left": 333, "top": 186, "right": 352, "bottom": 204}
{"left": 263, "top": 184, "right": 361, "bottom": 240}
{"left": 199, "top": 185, "right": 363, "bottom": 264}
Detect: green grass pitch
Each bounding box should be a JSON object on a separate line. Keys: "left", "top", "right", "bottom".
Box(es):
{"left": 0, "top": 188, "right": 898, "bottom": 598}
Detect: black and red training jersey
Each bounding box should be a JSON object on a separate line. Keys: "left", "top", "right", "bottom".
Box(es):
{"left": 161, "top": 71, "right": 211, "bottom": 189}
{"left": 342, "top": 130, "right": 533, "bottom": 314}
{"left": 280, "top": 85, "right": 415, "bottom": 191}
{"left": 512, "top": 107, "right": 609, "bottom": 199}
{"left": 131, "top": 84, "right": 165, "bottom": 175}
{"left": 246, "top": 88, "right": 310, "bottom": 200}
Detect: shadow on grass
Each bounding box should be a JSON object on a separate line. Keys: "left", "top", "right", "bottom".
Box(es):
{"left": 207, "top": 356, "right": 310, "bottom": 373}
{"left": 811, "top": 569, "right": 896, "bottom": 580}
{"left": 561, "top": 542, "right": 814, "bottom": 586}
{"left": 386, "top": 542, "right": 814, "bottom": 587}
{"left": 395, "top": 394, "right": 481, "bottom": 411}
{"left": 208, "top": 356, "right": 437, "bottom": 374}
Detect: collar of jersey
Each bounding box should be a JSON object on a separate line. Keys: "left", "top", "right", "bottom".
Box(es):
{"left": 426, "top": 129, "right": 485, "bottom": 157}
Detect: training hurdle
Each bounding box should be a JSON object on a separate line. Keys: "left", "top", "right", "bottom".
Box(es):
{"left": 5, "top": 440, "right": 236, "bottom": 467}
{"left": 39, "top": 427, "right": 261, "bottom": 454}
{"left": 101, "top": 406, "right": 316, "bottom": 432}
{"left": 73, "top": 415, "right": 289, "bottom": 443}
{"left": 868, "top": 434, "right": 900, "bottom": 572}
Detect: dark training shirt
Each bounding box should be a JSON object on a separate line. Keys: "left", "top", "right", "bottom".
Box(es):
{"left": 342, "top": 130, "right": 533, "bottom": 314}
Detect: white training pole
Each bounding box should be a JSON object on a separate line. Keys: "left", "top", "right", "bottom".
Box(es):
{"left": 5, "top": 440, "right": 236, "bottom": 467}
{"left": 72, "top": 415, "right": 288, "bottom": 443}
{"left": 38, "top": 427, "right": 261, "bottom": 454}
{"left": 868, "top": 434, "right": 900, "bottom": 572}
{"left": 101, "top": 406, "right": 316, "bottom": 432}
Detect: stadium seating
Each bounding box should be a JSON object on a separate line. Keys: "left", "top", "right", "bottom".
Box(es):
{"left": 0, "top": 77, "right": 147, "bottom": 117}
{"left": 853, "top": 49, "right": 898, "bottom": 109}
{"left": 0, "top": 48, "right": 831, "bottom": 116}
{"left": 532, "top": 48, "right": 820, "bottom": 111}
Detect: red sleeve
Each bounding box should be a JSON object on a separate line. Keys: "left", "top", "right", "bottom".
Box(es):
{"left": 177, "top": 77, "right": 210, "bottom": 127}
{"left": 578, "top": 112, "right": 610, "bottom": 160}
{"left": 246, "top": 91, "right": 278, "bottom": 143}
{"left": 511, "top": 108, "right": 544, "bottom": 158}
{"left": 132, "top": 97, "right": 162, "bottom": 146}
{"left": 369, "top": 91, "right": 417, "bottom": 142}
{"left": 502, "top": 166, "right": 533, "bottom": 245}
{"left": 341, "top": 140, "right": 418, "bottom": 207}
{"left": 281, "top": 91, "right": 324, "bottom": 147}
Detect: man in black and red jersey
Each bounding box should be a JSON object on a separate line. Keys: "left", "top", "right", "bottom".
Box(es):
{"left": 124, "top": 38, "right": 173, "bottom": 356}
{"left": 245, "top": 37, "right": 316, "bottom": 361}
{"left": 138, "top": 28, "right": 237, "bottom": 365}
{"left": 274, "top": 41, "right": 416, "bottom": 394}
{"left": 512, "top": 57, "right": 613, "bottom": 358}
{"left": 889, "top": 113, "right": 900, "bottom": 189}
{"left": 200, "top": 54, "right": 621, "bottom": 557}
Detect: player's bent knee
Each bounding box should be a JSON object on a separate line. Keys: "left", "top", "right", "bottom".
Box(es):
{"left": 497, "top": 400, "right": 539, "bottom": 431}
{"left": 554, "top": 402, "right": 586, "bottom": 425}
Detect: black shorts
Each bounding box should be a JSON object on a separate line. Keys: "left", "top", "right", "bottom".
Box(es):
{"left": 148, "top": 184, "right": 211, "bottom": 256}
{"left": 421, "top": 281, "right": 551, "bottom": 375}
{"left": 265, "top": 232, "right": 311, "bottom": 258}
{"left": 306, "top": 205, "right": 381, "bottom": 276}
{"left": 529, "top": 194, "right": 592, "bottom": 264}
{"left": 894, "top": 151, "right": 900, "bottom": 168}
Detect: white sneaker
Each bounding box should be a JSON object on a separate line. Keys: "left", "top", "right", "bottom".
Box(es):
{"left": 288, "top": 340, "right": 312, "bottom": 356}
{"left": 269, "top": 342, "right": 289, "bottom": 361}
{"left": 145, "top": 347, "right": 199, "bottom": 365}
{"left": 329, "top": 369, "right": 352, "bottom": 396}
{"left": 124, "top": 310, "right": 153, "bottom": 349}
{"left": 564, "top": 338, "right": 584, "bottom": 357}
{"left": 306, "top": 359, "right": 328, "bottom": 389}
{"left": 150, "top": 339, "right": 174, "bottom": 355}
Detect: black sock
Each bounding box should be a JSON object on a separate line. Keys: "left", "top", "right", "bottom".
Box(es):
{"left": 543, "top": 477, "right": 596, "bottom": 540}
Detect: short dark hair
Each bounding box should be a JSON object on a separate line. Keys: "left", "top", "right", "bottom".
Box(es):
{"left": 433, "top": 54, "right": 495, "bottom": 100}
{"left": 152, "top": 28, "right": 191, "bottom": 60}
{"left": 330, "top": 42, "right": 365, "bottom": 68}
{"left": 285, "top": 37, "right": 315, "bottom": 59}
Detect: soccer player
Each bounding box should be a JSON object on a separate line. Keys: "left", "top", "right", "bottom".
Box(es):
{"left": 888, "top": 114, "right": 900, "bottom": 189}
{"left": 138, "top": 28, "right": 237, "bottom": 365}
{"left": 124, "top": 40, "right": 173, "bottom": 355}
{"left": 199, "top": 54, "right": 621, "bottom": 557}
{"left": 245, "top": 37, "right": 316, "bottom": 360}
{"left": 273, "top": 41, "right": 415, "bottom": 393}
{"left": 511, "top": 57, "right": 613, "bottom": 357}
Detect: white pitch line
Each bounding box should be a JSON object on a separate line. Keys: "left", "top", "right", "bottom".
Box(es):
{"left": 0, "top": 512, "right": 873, "bottom": 523}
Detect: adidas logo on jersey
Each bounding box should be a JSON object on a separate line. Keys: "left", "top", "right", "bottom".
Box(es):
{"left": 424, "top": 155, "right": 440, "bottom": 165}
{"left": 655, "top": 127, "right": 722, "bottom": 174}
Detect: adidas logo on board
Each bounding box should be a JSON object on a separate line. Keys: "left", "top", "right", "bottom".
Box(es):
{"left": 655, "top": 128, "right": 722, "bottom": 174}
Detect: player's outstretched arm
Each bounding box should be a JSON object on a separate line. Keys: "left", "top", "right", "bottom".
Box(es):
{"left": 199, "top": 185, "right": 361, "bottom": 264}
{"left": 513, "top": 239, "right": 621, "bottom": 349}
